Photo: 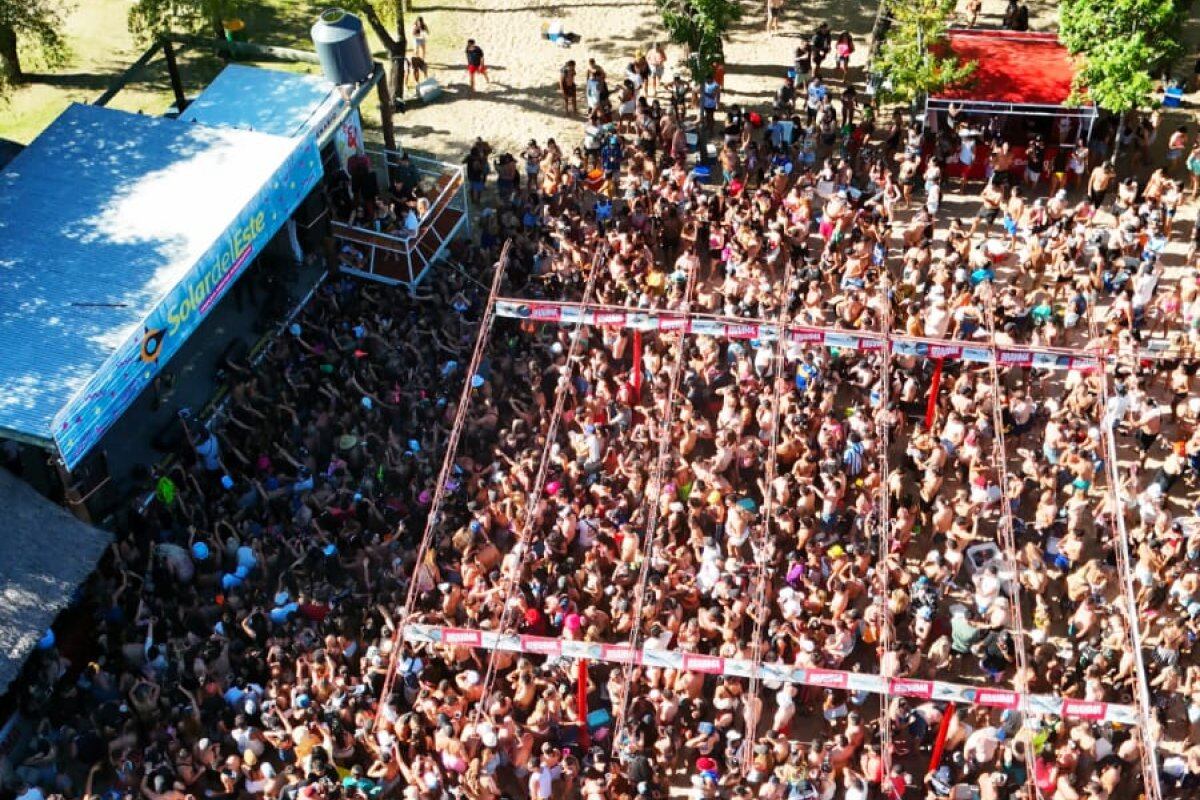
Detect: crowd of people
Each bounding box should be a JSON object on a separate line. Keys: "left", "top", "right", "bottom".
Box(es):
{"left": 9, "top": 7, "right": 1200, "bottom": 800}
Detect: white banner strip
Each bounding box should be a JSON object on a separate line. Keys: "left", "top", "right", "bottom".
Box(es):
{"left": 402, "top": 624, "right": 1137, "bottom": 726}
{"left": 494, "top": 301, "right": 1103, "bottom": 371}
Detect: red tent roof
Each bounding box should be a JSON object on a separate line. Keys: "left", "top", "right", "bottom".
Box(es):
{"left": 933, "top": 30, "right": 1084, "bottom": 106}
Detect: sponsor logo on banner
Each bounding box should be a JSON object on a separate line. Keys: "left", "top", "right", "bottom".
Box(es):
{"left": 998, "top": 350, "right": 1033, "bottom": 366}
{"left": 891, "top": 340, "right": 923, "bottom": 357}
{"left": 521, "top": 636, "right": 562, "bottom": 656}
{"left": 961, "top": 347, "right": 991, "bottom": 364}
{"left": 690, "top": 319, "right": 726, "bottom": 337}
{"left": 658, "top": 316, "right": 690, "bottom": 332}
{"left": 530, "top": 305, "right": 562, "bottom": 322}
{"left": 759, "top": 662, "right": 797, "bottom": 684}
{"left": 1069, "top": 357, "right": 1099, "bottom": 372}
{"left": 789, "top": 329, "right": 825, "bottom": 343}
{"left": 683, "top": 654, "right": 725, "bottom": 673}
{"left": 1061, "top": 699, "right": 1107, "bottom": 720}
{"left": 805, "top": 669, "right": 849, "bottom": 689}
{"left": 602, "top": 644, "right": 641, "bottom": 664}
{"left": 596, "top": 312, "right": 626, "bottom": 326}
{"left": 724, "top": 658, "right": 755, "bottom": 677}
{"left": 859, "top": 338, "right": 886, "bottom": 351}
{"left": 824, "top": 333, "right": 861, "bottom": 350}
{"left": 441, "top": 628, "right": 482, "bottom": 647}
{"left": 643, "top": 649, "right": 682, "bottom": 669}
{"left": 1032, "top": 352, "right": 1064, "bottom": 369}
{"left": 726, "top": 324, "right": 759, "bottom": 339}
{"left": 975, "top": 689, "right": 1019, "bottom": 709}
{"left": 928, "top": 344, "right": 962, "bottom": 359}
{"left": 888, "top": 678, "right": 934, "bottom": 699}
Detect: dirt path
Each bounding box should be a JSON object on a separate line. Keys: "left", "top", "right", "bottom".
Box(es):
{"left": 390, "top": 0, "right": 883, "bottom": 162}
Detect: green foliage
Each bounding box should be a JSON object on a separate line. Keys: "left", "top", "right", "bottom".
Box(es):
{"left": 128, "top": 0, "right": 241, "bottom": 42}
{"left": 872, "top": 0, "right": 975, "bottom": 106}
{"left": 1059, "top": 0, "right": 1183, "bottom": 64}
{"left": 1060, "top": 0, "right": 1188, "bottom": 113}
{"left": 654, "top": 0, "right": 741, "bottom": 81}
{"left": 1071, "top": 34, "right": 1158, "bottom": 113}
{"left": 0, "top": 0, "right": 71, "bottom": 89}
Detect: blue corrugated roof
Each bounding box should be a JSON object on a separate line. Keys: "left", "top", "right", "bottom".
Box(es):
{"left": 0, "top": 103, "right": 306, "bottom": 444}
{"left": 179, "top": 64, "right": 344, "bottom": 140}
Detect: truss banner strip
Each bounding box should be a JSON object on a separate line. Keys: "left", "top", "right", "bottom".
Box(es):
{"left": 402, "top": 624, "right": 1137, "bottom": 726}
{"left": 494, "top": 301, "right": 1101, "bottom": 371}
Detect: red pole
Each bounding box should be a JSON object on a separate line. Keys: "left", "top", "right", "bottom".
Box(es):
{"left": 577, "top": 658, "right": 590, "bottom": 749}
{"left": 631, "top": 330, "right": 643, "bottom": 400}
{"left": 927, "top": 702, "right": 956, "bottom": 774}
{"left": 924, "top": 357, "right": 944, "bottom": 430}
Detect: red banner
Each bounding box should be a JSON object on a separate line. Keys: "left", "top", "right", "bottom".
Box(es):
{"left": 683, "top": 654, "right": 725, "bottom": 674}
{"left": 1061, "top": 699, "right": 1107, "bottom": 720}
{"left": 975, "top": 688, "right": 1020, "bottom": 709}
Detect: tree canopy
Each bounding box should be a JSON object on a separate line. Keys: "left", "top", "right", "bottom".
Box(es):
{"left": 0, "top": 0, "right": 71, "bottom": 89}
{"left": 654, "top": 0, "right": 742, "bottom": 81}
{"left": 872, "top": 0, "right": 975, "bottom": 106}
{"left": 1060, "top": 0, "right": 1188, "bottom": 113}
{"left": 128, "top": 0, "right": 241, "bottom": 43}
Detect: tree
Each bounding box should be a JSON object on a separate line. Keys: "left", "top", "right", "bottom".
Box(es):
{"left": 0, "top": 0, "right": 70, "bottom": 87}
{"left": 129, "top": 0, "right": 242, "bottom": 43}
{"left": 1059, "top": 0, "right": 1184, "bottom": 65}
{"left": 872, "top": 0, "right": 975, "bottom": 107}
{"left": 343, "top": 0, "right": 407, "bottom": 103}
{"left": 1071, "top": 34, "right": 1157, "bottom": 115}
{"left": 655, "top": 0, "right": 742, "bottom": 82}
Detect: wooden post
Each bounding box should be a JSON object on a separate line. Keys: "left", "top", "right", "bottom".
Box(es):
{"left": 377, "top": 78, "right": 397, "bottom": 152}
{"left": 162, "top": 40, "right": 188, "bottom": 112}
{"left": 54, "top": 457, "right": 93, "bottom": 524}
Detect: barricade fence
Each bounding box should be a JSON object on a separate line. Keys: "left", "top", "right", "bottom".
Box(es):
{"left": 401, "top": 624, "right": 1138, "bottom": 726}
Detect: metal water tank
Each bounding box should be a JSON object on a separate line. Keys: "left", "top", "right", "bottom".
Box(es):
{"left": 311, "top": 8, "right": 373, "bottom": 86}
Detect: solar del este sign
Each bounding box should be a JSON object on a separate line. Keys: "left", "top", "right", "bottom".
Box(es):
{"left": 51, "top": 136, "right": 323, "bottom": 470}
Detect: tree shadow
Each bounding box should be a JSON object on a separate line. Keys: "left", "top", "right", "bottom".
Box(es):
{"left": 24, "top": 72, "right": 122, "bottom": 91}
{"left": 415, "top": 2, "right": 645, "bottom": 13}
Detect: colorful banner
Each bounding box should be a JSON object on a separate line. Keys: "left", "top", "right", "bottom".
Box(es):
{"left": 401, "top": 624, "right": 1138, "bottom": 725}
{"left": 493, "top": 301, "right": 1102, "bottom": 372}
{"left": 52, "top": 136, "right": 323, "bottom": 469}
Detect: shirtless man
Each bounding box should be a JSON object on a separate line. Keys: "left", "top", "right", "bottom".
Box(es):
{"left": 1088, "top": 161, "right": 1116, "bottom": 210}
{"left": 969, "top": 177, "right": 1005, "bottom": 239}
{"left": 559, "top": 60, "right": 578, "bottom": 113}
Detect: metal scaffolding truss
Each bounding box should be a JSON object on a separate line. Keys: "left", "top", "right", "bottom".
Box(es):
{"left": 371, "top": 240, "right": 1162, "bottom": 800}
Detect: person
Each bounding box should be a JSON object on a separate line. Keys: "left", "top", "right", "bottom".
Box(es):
{"left": 811, "top": 22, "right": 832, "bottom": 77}
{"left": 465, "top": 38, "right": 489, "bottom": 91}
{"left": 560, "top": 60, "right": 578, "bottom": 113}
{"left": 1088, "top": 160, "right": 1116, "bottom": 208}
{"left": 412, "top": 16, "right": 429, "bottom": 59}
{"left": 646, "top": 42, "right": 667, "bottom": 96}
{"left": 767, "top": 0, "right": 785, "bottom": 34}
{"left": 700, "top": 74, "right": 720, "bottom": 130}
{"left": 964, "top": 0, "right": 982, "bottom": 27}
{"left": 1167, "top": 126, "right": 1189, "bottom": 176}
{"left": 834, "top": 32, "right": 854, "bottom": 81}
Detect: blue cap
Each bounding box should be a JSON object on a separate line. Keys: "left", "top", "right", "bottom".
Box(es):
{"left": 323, "top": 543, "right": 338, "bottom": 556}
{"left": 234, "top": 565, "right": 249, "bottom": 579}
{"left": 471, "top": 374, "right": 486, "bottom": 388}
{"left": 698, "top": 721, "right": 715, "bottom": 735}
{"left": 220, "top": 475, "right": 235, "bottom": 490}
{"left": 192, "top": 542, "right": 210, "bottom": 560}
{"left": 297, "top": 694, "right": 311, "bottom": 708}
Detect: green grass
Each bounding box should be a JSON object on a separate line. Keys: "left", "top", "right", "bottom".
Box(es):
{"left": 0, "top": 0, "right": 343, "bottom": 144}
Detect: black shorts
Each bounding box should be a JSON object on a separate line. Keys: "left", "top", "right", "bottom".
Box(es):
{"left": 1137, "top": 429, "right": 1157, "bottom": 452}
{"left": 977, "top": 205, "right": 1000, "bottom": 224}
